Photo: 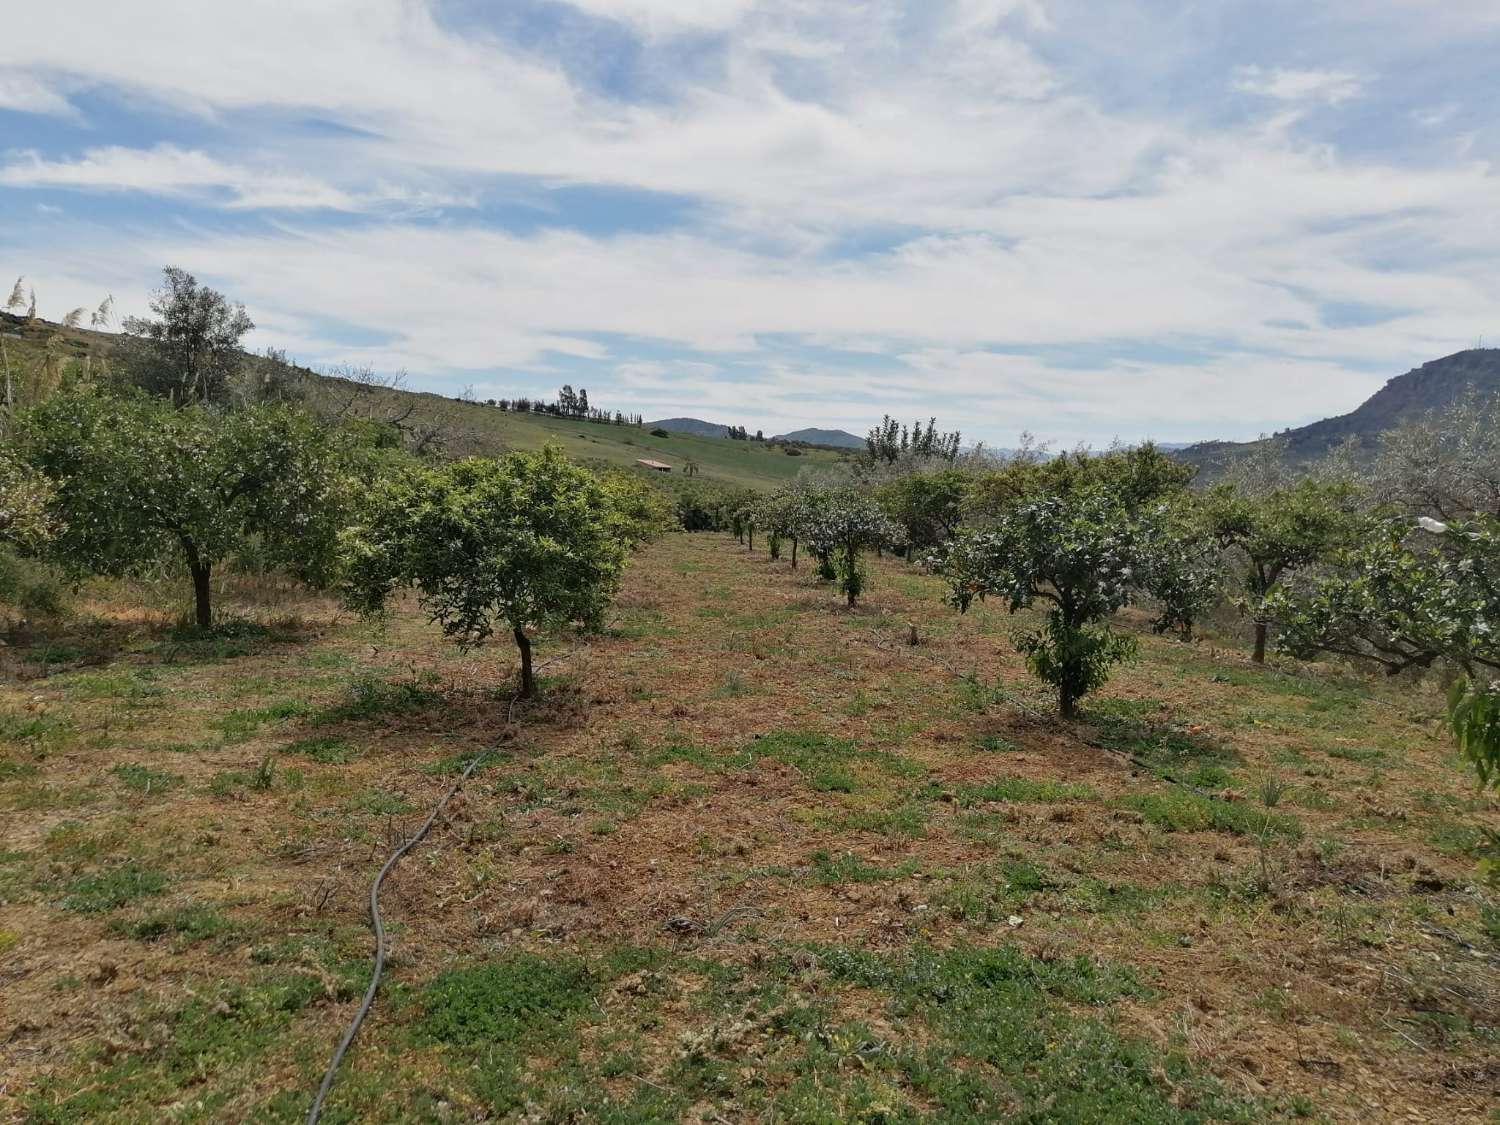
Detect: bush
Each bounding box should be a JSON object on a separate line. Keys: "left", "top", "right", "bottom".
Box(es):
{"left": 649, "top": 427, "right": 670, "bottom": 438}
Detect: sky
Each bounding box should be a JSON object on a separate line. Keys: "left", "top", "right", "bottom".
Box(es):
{"left": 2, "top": 0, "right": 1498, "bottom": 448}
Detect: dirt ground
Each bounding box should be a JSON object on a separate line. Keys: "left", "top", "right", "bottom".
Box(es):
{"left": 2, "top": 532, "right": 1497, "bottom": 1122}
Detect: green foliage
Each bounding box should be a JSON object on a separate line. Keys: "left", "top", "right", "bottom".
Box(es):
{"left": 1270, "top": 517, "right": 1500, "bottom": 677}
{"left": 795, "top": 485, "right": 900, "bottom": 605}
{"left": 1015, "top": 614, "right": 1138, "bottom": 718}
{"left": 597, "top": 469, "right": 675, "bottom": 548}
{"left": 876, "top": 468, "right": 969, "bottom": 552}
{"left": 119, "top": 265, "right": 255, "bottom": 406}
{"left": 1205, "top": 477, "right": 1356, "bottom": 660}
{"left": 21, "top": 388, "right": 348, "bottom": 626}
{"left": 1121, "top": 790, "right": 1302, "bottom": 839}
{"left": 61, "top": 864, "right": 169, "bottom": 913}
{"left": 110, "top": 903, "right": 237, "bottom": 943}
{"left": 944, "top": 489, "right": 1145, "bottom": 715}
{"left": 421, "top": 954, "right": 595, "bottom": 1045}
{"left": 1136, "top": 496, "right": 1223, "bottom": 639}
{"left": 1449, "top": 676, "right": 1500, "bottom": 791}
{"left": 0, "top": 446, "right": 58, "bottom": 550}
{"left": 965, "top": 442, "right": 1193, "bottom": 520}
{"left": 343, "top": 445, "right": 628, "bottom": 695}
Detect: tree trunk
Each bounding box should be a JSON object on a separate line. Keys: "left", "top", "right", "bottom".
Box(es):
{"left": 791, "top": 539, "right": 798, "bottom": 569}
{"left": 748, "top": 526, "right": 754, "bottom": 551}
{"left": 514, "top": 626, "right": 536, "bottom": 699}
{"left": 1252, "top": 621, "right": 1268, "bottom": 664}
{"left": 1060, "top": 688, "right": 1078, "bottom": 719}
{"left": 189, "top": 560, "right": 213, "bottom": 629}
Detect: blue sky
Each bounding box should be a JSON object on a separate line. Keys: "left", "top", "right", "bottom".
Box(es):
{"left": 2, "top": 0, "right": 1497, "bottom": 447}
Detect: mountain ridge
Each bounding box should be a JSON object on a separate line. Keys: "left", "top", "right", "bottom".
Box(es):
{"left": 1176, "top": 348, "right": 1500, "bottom": 471}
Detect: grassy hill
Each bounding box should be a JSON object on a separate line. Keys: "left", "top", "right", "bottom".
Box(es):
{"left": 2, "top": 533, "right": 1495, "bottom": 1120}
{"left": 1, "top": 312, "right": 851, "bottom": 491}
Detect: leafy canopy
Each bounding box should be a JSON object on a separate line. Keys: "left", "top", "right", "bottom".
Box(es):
{"left": 121, "top": 266, "right": 255, "bottom": 407}
{"left": 944, "top": 489, "right": 1145, "bottom": 716}
{"left": 1269, "top": 517, "right": 1500, "bottom": 679}
{"left": 22, "top": 389, "right": 346, "bottom": 624}
{"left": 343, "top": 446, "right": 630, "bottom": 694}
{"left": 0, "top": 447, "right": 58, "bottom": 551}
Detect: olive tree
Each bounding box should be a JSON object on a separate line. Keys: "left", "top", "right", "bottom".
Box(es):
{"left": 944, "top": 490, "right": 1144, "bottom": 717}
{"left": 1204, "top": 479, "right": 1355, "bottom": 662}
{"left": 342, "top": 447, "right": 628, "bottom": 698}
{"left": 1374, "top": 389, "right": 1500, "bottom": 520}
{"left": 23, "top": 390, "right": 344, "bottom": 627}
{"left": 122, "top": 265, "right": 255, "bottom": 406}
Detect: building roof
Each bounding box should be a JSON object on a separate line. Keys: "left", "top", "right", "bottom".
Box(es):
{"left": 636, "top": 458, "right": 673, "bottom": 471}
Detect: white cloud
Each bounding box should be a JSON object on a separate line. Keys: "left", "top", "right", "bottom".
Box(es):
{"left": 559, "top": 0, "right": 760, "bottom": 35}
{"left": 1232, "top": 65, "right": 1363, "bottom": 105}
{"left": 1, "top": 1, "right": 1497, "bottom": 446}
{"left": 0, "top": 72, "right": 77, "bottom": 117}
{"left": 0, "top": 144, "right": 468, "bottom": 212}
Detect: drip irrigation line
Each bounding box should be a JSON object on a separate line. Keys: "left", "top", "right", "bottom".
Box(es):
{"left": 305, "top": 627, "right": 600, "bottom": 1123}
{"left": 304, "top": 744, "right": 490, "bottom": 1125}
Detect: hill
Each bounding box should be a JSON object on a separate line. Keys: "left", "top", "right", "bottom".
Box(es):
{"left": 1177, "top": 348, "right": 1500, "bottom": 472}
{"left": 773, "top": 426, "right": 865, "bottom": 449}
{"left": 646, "top": 417, "right": 732, "bottom": 438}
{"left": 1, "top": 313, "right": 849, "bottom": 490}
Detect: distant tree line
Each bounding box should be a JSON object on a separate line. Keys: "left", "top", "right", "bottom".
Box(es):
{"left": 484, "top": 384, "right": 643, "bottom": 427}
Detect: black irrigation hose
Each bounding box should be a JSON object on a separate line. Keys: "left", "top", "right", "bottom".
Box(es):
{"left": 304, "top": 634, "right": 599, "bottom": 1123}
{"left": 304, "top": 746, "right": 490, "bottom": 1125}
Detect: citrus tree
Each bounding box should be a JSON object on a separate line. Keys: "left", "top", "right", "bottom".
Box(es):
{"left": 944, "top": 489, "right": 1144, "bottom": 717}
{"left": 877, "top": 468, "right": 968, "bottom": 557}
{"left": 23, "top": 389, "right": 345, "bottom": 627}
{"left": 1204, "top": 478, "right": 1355, "bottom": 662}
{"left": 797, "top": 486, "right": 900, "bottom": 606}
{"left": 1268, "top": 517, "right": 1499, "bottom": 678}
{"left": 1136, "top": 498, "right": 1223, "bottom": 640}
{"left": 754, "top": 489, "right": 800, "bottom": 562}
{"left": 342, "top": 446, "right": 628, "bottom": 698}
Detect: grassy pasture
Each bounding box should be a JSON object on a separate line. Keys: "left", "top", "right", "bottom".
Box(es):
{"left": 2, "top": 312, "right": 850, "bottom": 491}
{"left": 1, "top": 533, "right": 1497, "bottom": 1122}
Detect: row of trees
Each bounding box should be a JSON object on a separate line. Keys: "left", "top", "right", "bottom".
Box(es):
{"left": 719, "top": 408, "right": 1499, "bottom": 734}
{"left": 485, "top": 386, "right": 644, "bottom": 427}
{"left": 1, "top": 269, "right": 674, "bottom": 697}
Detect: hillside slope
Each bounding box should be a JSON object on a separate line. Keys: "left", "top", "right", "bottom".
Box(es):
{"left": 1, "top": 312, "right": 848, "bottom": 490}
{"left": 1178, "top": 348, "right": 1500, "bottom": 471}
{"left": 773, "top": 426, "right": 865, "bottom": 449}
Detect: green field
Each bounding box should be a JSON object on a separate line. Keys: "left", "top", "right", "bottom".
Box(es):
{"left": 1, "top": 312, "right": 851, "bottom": 491}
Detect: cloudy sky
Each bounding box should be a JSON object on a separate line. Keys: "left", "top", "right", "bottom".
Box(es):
{"left": 2, "top": 1, "right": 1497, "bottom": 447}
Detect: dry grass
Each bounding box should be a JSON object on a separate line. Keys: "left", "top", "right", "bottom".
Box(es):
{"left": 1, "top": 533, "right": 1496, "bottom": 1122}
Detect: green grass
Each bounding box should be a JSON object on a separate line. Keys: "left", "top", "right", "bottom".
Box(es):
{"left": 110, "top": 903, "right": 239, "bottom": 944}
{"left": 421, "top": 953, "right": 596, "bottom": 1046}
{"left": 1121, "top": 789, "right": 1303, "bottom": 839}
{"left": 61, "top": 864, "right": 169, "bottom": 913}
{"left": 109, "top": 762, "right": 183, "bottom": 794}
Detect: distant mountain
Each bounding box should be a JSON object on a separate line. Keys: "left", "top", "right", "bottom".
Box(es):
{"left": 1176, "top": 349, "right": 1500, "bottom": 472}
{"left": 773, "top": 427, "right": 866, "bottom": 449}
{"left": 647, "top": 417, "right": 731, "bottom": 438}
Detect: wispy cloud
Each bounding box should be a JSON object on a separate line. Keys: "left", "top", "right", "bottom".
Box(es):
{"left": 1232, "top": 65, "right": 1363, "bottom": 105}
{"left": 0, "top": 0, "right": 1496, "bottom": 447}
